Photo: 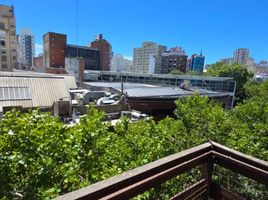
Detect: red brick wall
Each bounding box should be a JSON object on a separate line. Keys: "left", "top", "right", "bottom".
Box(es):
{"left": 33, "top": 56, "right": 43, "bottom": 68}
{"left": 48, "top": 33, "right": 66, "bottom": 68}
{"left": 46, "top": 67, "right": 67, "bottom": 74}
{"left": 91, "top": 39, "right": 111, "bottom": 71}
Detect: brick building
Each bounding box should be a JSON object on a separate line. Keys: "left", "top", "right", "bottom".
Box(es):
{"left": 43, "top": 32, "right": 67, "bottom": 74}
{"left": 90, "top": 34, "right": 112, "bottom": 71}
{"left": 161, "top": 54, "right": 188, "bottom": 73}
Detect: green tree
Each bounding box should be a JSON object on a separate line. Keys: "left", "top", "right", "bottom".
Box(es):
{"left": 228, "top": 80, "right": 268, "bottom": 160}
{"left": 1, "top": 87, "right": 268, "bottom": 199}
{"left": 174, "top": 94, "right": 231, "bottom": 144}
{"left": 206, "top": 62, "right": 253, "bottom": 103}
{"left": 169, "top": 69, "right": 184, "bottom": 75}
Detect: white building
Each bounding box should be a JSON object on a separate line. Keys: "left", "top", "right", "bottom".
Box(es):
{"left": 133, "top": 42, "right": 166, "bottom": 73}
{"left": 0, "top": 4, "right": 18, "bottom": 71}
{"left": 110, "top": 54, "right": 132, "bottom": 72}
{"left": 18, "top": 28, "right": 35, "bottom": 69}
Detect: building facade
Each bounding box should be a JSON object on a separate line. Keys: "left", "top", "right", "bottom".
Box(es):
{"left": 0, "top": 4, "right": 17, "bottom": 71}
{"left": 90, "top": 34, "right": 112, "bottom": 71}
{"left": 110, "top": 54, "right": 132, "bottom": 72}
{"left": 220, "top": 57, "right": 234, "bottom": 65}
{"left": 161, "top": 47, "right": 188, "bottom": 74}
{"left": 133, "top": 42, "right": 167, "bottom": 73}
{"left": 18, "top": 29, "right": 35, "bottom": 69}
{"left": 65, "top": 44, "right": 100, "bottom": 71}
{"left": 43, "top": 32, "right": 67, "bottom": 74}
{"left": 43, "top": 32, "right": 102, "bottom": 75}
{"left": 190, "top": 52, "right": 205, "bottom": 74}
{"left": 233, "top": 48, "right": 249, "bottom": 65}
{"left": 33, "top": 55, "right": 44, "bottom": 72}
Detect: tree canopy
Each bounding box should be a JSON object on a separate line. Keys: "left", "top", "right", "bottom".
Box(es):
{"left": 0, "top": 80, "right": 267, "bottom": 199}
{"left": 206, "top": 62, "right": 254, "bottom": 103}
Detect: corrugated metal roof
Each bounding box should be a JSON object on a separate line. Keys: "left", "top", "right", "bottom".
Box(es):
{"left": 61, "top": 75, "right": 77, "bottom": 89}
{"left": 1, "top": 71, "right": 78, "bottom": 89}
{"left": 0, "top": 74, "right": 70, "bottom": 109}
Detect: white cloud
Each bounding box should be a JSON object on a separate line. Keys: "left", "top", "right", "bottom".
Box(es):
{"left": 35, "top": 43, "right": 43, "bottom": 56}
{"left": 123, "top": 56, "right": 133, "bottom": 60}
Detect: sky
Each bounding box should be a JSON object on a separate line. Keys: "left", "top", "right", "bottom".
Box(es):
{"left": 3, "top": 0, "right": 268, "bottom": 64}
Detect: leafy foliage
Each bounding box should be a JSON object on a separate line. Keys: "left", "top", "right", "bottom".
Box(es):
{"left": 169, "top": 69, "right": 184, "bottom": 75}
{"left": 206, "top": 62, "right": 253, "bottom": 103}
{"left": 0, "top": 80, "right": 268, "bottom": 199}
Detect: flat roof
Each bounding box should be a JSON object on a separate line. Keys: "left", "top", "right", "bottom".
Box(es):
{"left": 66, "top": 44, "right": 99, "bottom": 51}
{"left": 84, "top": 82, "right": 229, "bottom": 98}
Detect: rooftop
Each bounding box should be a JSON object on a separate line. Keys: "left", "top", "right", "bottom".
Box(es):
{"left": 84, "top": 70, "right": 234, "bottom": 82}
{"left": 66, "top": 44, "right": 99, "bottom": 51}
{"left": 0, "top": 71, "right": 77, "bottom": 110}
{"left": 83, "top": 82, "right": 229, "bottom": 98}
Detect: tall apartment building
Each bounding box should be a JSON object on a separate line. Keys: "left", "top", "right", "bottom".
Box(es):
{"left": 161, "top": 47, "right": 188, "bottom": 74}
{"left": 0, "top": 4, "right": 17, "bottom": 71}
{"left": 90, "top": 34, "right": 112, "bottom": 71}
{"left": 111, "top": 54, "right": 132, "bottom": 72}
{"left": 133, "top": 42, "right": 167, "bottom": 73}
{"left": 233, "top": 48, "right": 249, "bottom": 65}
{"left": 18, "top": 29, "right": 35, "bottom": 69}
{"left": 190, "top": 52, "right": 205, "bottom": 74}
{"left": 43, "top": 32, "right": 67, "bottom": 74}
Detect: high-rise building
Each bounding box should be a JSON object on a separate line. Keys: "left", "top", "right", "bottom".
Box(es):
{"left": 233, "top": 48, "right": 249, "bottom": 64}
{"left": 43, "top": 32, "right": 67, "bottom": 74}
{"left": 190, "top": 51, "right": 205, "bottom": 74}
{"left": 161, "top": 47, "right": 188, "bottom": 74}
{"left": 18, "top": 29, "right": 35, "bottom": 70}
{"left": 133, "top": 41, "right": 167, "bottom": 73}
{"left": 110, "top": 54, "right": 132, "bottom": 72}
{"left": 90, "top": 34, "right": 112, "bottom": 71}
{"left": 0, "top": 4, "right": 17, "bottom": 71}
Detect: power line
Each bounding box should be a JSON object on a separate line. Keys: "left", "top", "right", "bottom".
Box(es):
{"left": 75, "top": 0, "right": 78, "bottom": 45}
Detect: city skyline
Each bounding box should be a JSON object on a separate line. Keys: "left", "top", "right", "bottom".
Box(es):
{"left": 4, "top": 0, "right": 268, "bottom": 64}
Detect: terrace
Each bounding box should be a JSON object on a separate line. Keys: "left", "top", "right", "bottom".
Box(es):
{"left": 56, "top": 141, "right": 268, "bottom": 200}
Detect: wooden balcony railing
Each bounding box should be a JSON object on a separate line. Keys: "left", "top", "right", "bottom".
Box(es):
{"left": 56, "top": 141, "right": 268, "bottom": 200}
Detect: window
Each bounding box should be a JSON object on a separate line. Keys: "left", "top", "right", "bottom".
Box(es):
{"left": 0, "top": 87, "right": 31, "bottom": 100}
{"left": 0, "top": 22, "right": 5, "bottom": 30}
{"left": 2, "top": 64, "right": 7, "bottom": 69}
{"left": 0, "top": 40, "right": 6, "bottom": 46}
{"left": 1, "top": 55, "right": 7, "bottom": 62}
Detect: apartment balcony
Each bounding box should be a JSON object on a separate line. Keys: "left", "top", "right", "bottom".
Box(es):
{"left": 56, "top": 141, "right": 268, "bottom": 200}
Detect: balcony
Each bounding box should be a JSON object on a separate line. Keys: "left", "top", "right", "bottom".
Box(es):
{"left": 56, "top": 141, "right": 268, "bottom": 200}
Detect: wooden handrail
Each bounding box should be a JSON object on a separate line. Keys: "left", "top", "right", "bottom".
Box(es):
{"left": 55, "top": 141, "right": 268, "bottom": 200}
